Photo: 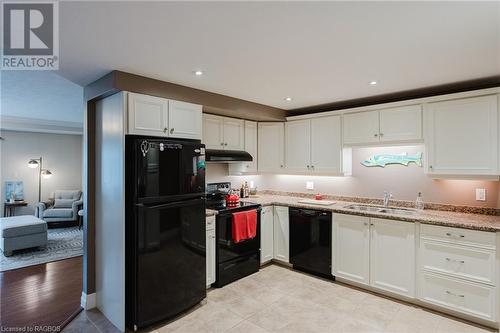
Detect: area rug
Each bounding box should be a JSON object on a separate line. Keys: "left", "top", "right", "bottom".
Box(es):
{"left": 0, "top": 227, "right": 83, "bottom": 272}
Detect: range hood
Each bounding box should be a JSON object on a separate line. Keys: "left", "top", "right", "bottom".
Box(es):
{"left": 205, "top": 149, "right": 253, "bottom": 163}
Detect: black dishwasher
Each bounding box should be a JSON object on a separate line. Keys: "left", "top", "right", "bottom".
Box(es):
{"left": 289, "top": 207, "right": 333, "bottom": 279}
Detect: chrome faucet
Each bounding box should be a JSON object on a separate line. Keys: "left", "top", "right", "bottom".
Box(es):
{"left": 383, "top": 191, "right": 393, "bottom": 207}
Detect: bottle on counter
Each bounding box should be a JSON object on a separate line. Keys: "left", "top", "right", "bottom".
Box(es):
{"left": 240, "top": 183, "right": 245, "bottom": 198}
{"left": 415, "top": 192, "right": 424, "bottom": 211}
{"left": 244, "top": 181, "right": 249, "bottom": 198}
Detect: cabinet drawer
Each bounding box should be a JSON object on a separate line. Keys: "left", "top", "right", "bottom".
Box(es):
{"left": 419, "top": 272, "right": 496, "bottom": 321}
{"left": 420, "top": 224, "right": 495, "bottom": 249}
{"left": 206, "top": 216, "right": 215, "bottom": 230}
{"left": 420, "top": 240, "right": 496, "bottom": 285}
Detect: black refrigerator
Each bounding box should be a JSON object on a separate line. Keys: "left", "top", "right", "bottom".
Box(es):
{"left": 125, "top": 136, "right": 207, "bottom": 331}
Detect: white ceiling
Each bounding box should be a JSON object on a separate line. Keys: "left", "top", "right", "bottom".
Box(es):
{"left": 58, "top": 1, "right": 500, "bottom": 110}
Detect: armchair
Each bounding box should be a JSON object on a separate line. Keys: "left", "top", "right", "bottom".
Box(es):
{"left": 36, "top": 190, "right": 83, "bottom": 226}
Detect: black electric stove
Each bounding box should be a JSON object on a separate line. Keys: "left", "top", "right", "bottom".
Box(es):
{"left": 206, "top": 182, "right": 261, "bottom": 287}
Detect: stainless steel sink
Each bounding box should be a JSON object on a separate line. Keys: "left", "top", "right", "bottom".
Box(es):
{"left": 343, "top": 204, "right": 417, "bottom": 216}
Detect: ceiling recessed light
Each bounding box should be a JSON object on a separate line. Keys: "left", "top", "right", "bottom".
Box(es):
{"left": 284, "top": 97, "right": 293, "bottom": 101}
{"left": 194, "top": 70, "right": 204, "bottom": 76}
{"left": 369, "top": 81, "right": 378, "bottom": 85}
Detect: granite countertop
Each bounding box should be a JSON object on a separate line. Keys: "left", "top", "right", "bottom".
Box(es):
{"left": 240, "top": 194, "right": 500, "bottom": 232}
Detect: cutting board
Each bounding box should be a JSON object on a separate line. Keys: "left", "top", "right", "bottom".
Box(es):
{"left": 297, "top": 199, "right": 335, "bottom": 206}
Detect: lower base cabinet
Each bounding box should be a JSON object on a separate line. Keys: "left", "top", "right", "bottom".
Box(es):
{"left": 261, "top": 206, "right": 274, "bottom": 263}
{"left": 273, "top": 206, "right": 289, "bottom": 263}
{"left": 206, "top": 216, "right": 216, "bottom": 287}
{"left": 332, "top": 214, "right": 415, "bottom": 297}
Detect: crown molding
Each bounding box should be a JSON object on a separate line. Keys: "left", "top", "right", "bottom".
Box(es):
{"left": 0, "top": 115, "right": 83, "bottom": 135}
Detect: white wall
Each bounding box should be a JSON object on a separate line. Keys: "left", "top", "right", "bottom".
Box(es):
{"left": 1, "top": 71, "right": 83, "bottom": 123}
{"left": 0, "top": 131, "right": 83, "bottom": 216}
{"left": 207, "top": 145, "right": 500, "bottom": 208}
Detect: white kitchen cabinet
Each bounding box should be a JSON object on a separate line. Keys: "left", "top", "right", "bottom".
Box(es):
{"left": 260, "top": 206, "right": 274, "bottom": 264}
{"left": 258, "top": 122, "right": 285, "bottom": 173}
{"left": 284, "top": 116, "right": 342, "bottom": 175}
{"left": 285, "top": 119, "right": 311, "bottom": 173}
{"left": 370, "top": 218, "right": 415, "bottom": 297}
{"left": 168, "top": 100, "right": 202, "bottom": 140}
{"left": 203, "top": 114, "right": 224, "bottom": 149}
{"left": 223, "top": 118, "right": 245, "bottom": 151}
{"left": 379, "top": 105, "right": 422, "bottom": 142}
{"left": 424, "top": 95, "right": 498, "bottom": 176}
{"left": 311, "top": 116, "right": 342, "bottom": 174}
{"left": 128, "top": 92, "right": 202, "bottom": 139}
{"left": 343, "top": 105, "right": 422, "bottom": 145}
{"left": 202, "top": 114, "right": 245, "bottom": 150}
{"left": 343, "top": 111, "right": 380, "bottom": 145}
{"left": 206, "top": 216, "right": 216, "bottom": 287}
{"left": 332, "top": 214, "right": 370, "bottom": 285}
{"left": 273, "top": 206, "right": 289, "bottom": 263}
{"left": 128, "top": 93, "right": 169, "bottom": 136}
{"left": 228, "top": 120, "right": 258, "bottom": 175}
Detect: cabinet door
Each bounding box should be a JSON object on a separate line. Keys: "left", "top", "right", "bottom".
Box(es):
{"left": 379, "top": 105, "right": 422, "bottom": 142}
{"left": 244, "top": 121, "right": 258, "bottom": 172}
{"left": 168, "top": 100, "right": 202, "bottom": 140}
{"left": 424, "top": 95, "right": 498, "bottom": 175}
{"left": 258, "top": 123, "right": 285, "bottom": 172}
{"left": 206, "top": 223, "right": 216, "bottom": 287}
{"left": 343, "top": 111, "right": 380, "bottom": 145}
{"left": 332, "top": 214, "right": 370, "bottom": 285}
{"left": 223, "top": 118, "right": 245, "bottom": 151}
{"left": 203, "top": 114, "right": 224, "bottom": 149}
{"left": 261, "top": 206, "right": 274, "bottom": 264}
{"left": 273, "top": 206, "right": 289, "bottom": 263}
{"left": 311, "top": 116, "right": 342, "bottom": 174}
{"left": 285, "top": 120, "right": 311, "bottom": 173}
{"left": 370, "top": 218, "right": 415, "bottom": 297}
{"left": 128, "top": 93, "right": 168, "bottom": 136}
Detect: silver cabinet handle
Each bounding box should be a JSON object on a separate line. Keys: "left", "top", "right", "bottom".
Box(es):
{"left": 170, "top": 128, "right": 174, "bottom": 134}
{"left": 163, "top": 128, "right": 168, "bottom": 133}
{"left": 379, "top": 133, "right": 384, "bottom": 137}
{"left": 220, "top": 142, "right": 224, "bottom": 146}
{"left": 374, "top": 133, "right": 378, "bottom": 137}
{"left": 311, "top": 165, "right": 314, "bottom": 169}
{"left": 445, "top": 232, "right": 465, "bottom": 238}
{"left": 446, "top": 290, "right": 465, "bottom": 298}
{"left": 307, "top": 165, "right": 310, "bottom": 169}
{"left": 364, "top": 222, "right": 369, "bottom": 226}
{"left": 370, "top": 223, "right": 374, "bottom": 226}
{"left": 224, "top": 143, "right": 228, "bottom": 146}
{"left": 446, "top": 257, "right": 465, "bottom": 264}
{"left": 429, "top": 165, "right": 433, "bottom": 169}
{"left": 280, "top": 165, "right": 284, "bottom": 168}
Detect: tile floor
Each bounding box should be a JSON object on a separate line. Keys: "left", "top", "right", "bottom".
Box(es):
{"left": 64, "top": 265, "right": 497, "bottom": 333}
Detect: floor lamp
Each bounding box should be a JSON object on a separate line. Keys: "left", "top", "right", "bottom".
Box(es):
{"left": 28, "top": 157, "right": 53, "bottom": 202}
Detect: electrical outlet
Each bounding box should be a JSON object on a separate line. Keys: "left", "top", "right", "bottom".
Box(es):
{"left": 476, "top": 188, "right": 486, "bottom": 201}
{"left": 306, "top": 181, "right": 314, "bottom": 190}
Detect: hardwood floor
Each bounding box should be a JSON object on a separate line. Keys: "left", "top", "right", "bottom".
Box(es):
{"left": 0, "top": 256, "right": 83, "bottom": 331}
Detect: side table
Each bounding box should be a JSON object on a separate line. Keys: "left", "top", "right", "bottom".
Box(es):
{"left": 78, "top": 209, "right": 84, "bottom": 230}
{"left": 3, "top": 201, "right": 28, "bottom": 217}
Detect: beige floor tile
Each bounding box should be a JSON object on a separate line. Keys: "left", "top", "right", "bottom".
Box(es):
{"left": 246, "top": 306, "right": 294, "bottom": 331}
{"left": 230, "top": 320, "right": 271, "bottom": 333}
{"left": 225, "top": 296, "right": 268, "bottom": 319}
{"left": 437, "top": 316, "right": 495, "bottom": 333}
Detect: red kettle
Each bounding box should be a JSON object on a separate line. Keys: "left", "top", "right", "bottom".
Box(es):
{"left": 225, "top": 189, "right": 240, "bottom": 205}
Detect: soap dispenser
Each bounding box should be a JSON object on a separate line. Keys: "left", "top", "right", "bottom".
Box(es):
{"left": 415, "top": 192, "right": 424, "bottom": 211}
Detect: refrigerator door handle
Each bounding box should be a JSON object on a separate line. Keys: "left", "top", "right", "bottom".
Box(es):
{"left": 137, "top": 198, "right": 205, "bottom": 210}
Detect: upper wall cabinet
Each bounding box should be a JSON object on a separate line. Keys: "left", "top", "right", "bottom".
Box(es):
{"left": 202, "top": 114, "right": 244, "bottom": 150}
{"left": 168, "top": 100, "right": 202, "bottom": 140}
{"left": 128, "top": 93, "right": 169, "bottom": 136}
{"left": 127, "top": 92, "right": 202, "bottom": 139}
{"left": 285, "top": 116, "right": 342, "bottom": 174}
{"left": 343, "top": 105, "right": 422, "bottom": 145}
{"left": 228, "top": 120, "right": 258, "bottom": 174}
{"left": 258, "top": 122, "right": 285, "bottom": 172}
{"left": 424, "top": 95, "right": 498, "bottom": 176}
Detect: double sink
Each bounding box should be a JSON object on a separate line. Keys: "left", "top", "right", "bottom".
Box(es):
{"left": 343, "top": 204, "right": 417, "bottom": 216}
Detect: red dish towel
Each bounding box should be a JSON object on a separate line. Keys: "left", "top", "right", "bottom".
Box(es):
{"left": 232, "top": 209, "right": 257, "bottom": 243}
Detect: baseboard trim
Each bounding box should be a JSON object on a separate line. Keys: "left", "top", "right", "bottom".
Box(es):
{"left": 80, "top": 292, "right": 96, "bottom": 310}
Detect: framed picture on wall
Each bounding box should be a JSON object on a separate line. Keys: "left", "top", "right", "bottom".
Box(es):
{"left": 5, "top": 181, "right": 24, "bottom": 201}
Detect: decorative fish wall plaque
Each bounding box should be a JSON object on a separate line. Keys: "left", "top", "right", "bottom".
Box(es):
{"left": 361, "top": 152, "right": 422, "bottom": 167}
